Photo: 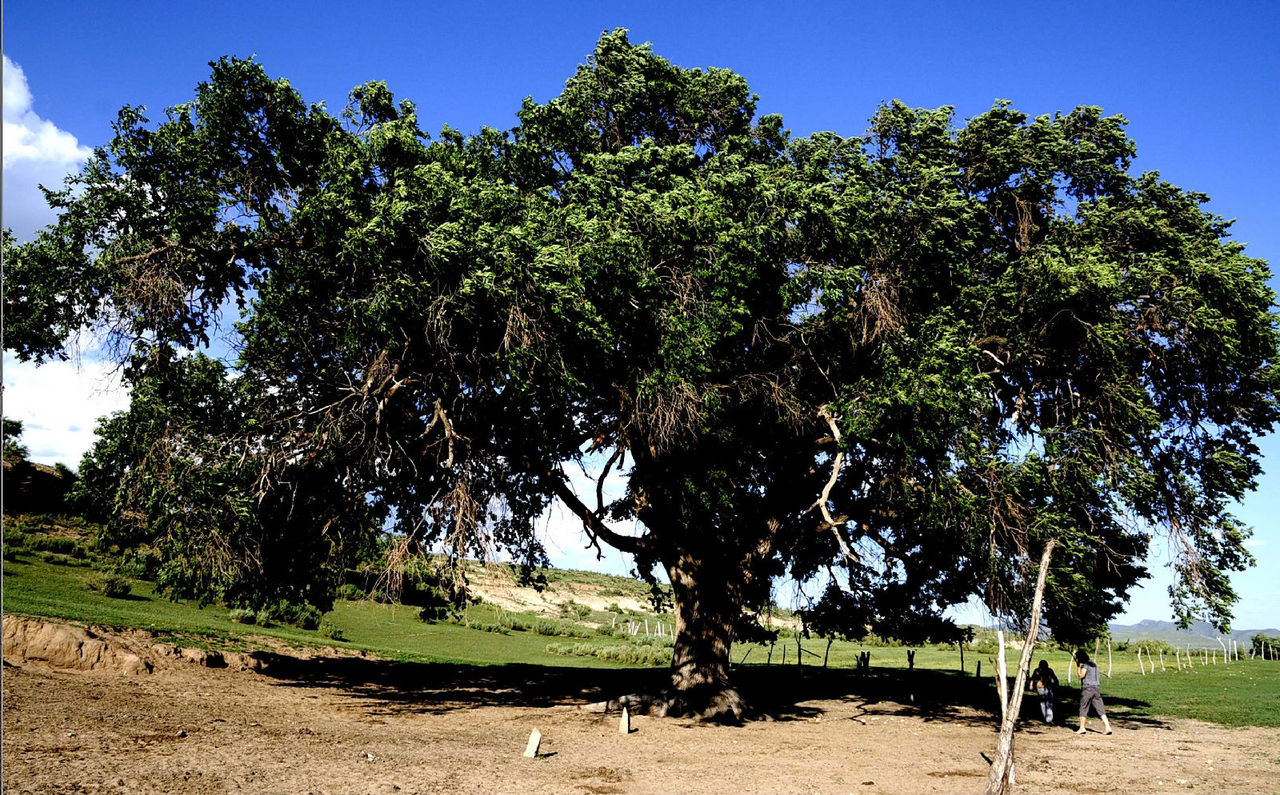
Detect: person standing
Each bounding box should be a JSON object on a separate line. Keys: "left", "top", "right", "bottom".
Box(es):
{"left": 1029, "top": 659, "right": 1059, "bottom": 724}
{"left": 1075, "top": 649, "right": 1113, "bottom": 735}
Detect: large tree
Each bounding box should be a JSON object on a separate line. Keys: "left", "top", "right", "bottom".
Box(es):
{"left": 7, "top": 31, "right": 1276, "bottom": 719}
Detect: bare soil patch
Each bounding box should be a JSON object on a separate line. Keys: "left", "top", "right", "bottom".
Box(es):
{"left": 3, "top": 623, "right": 1278, "bottom": 794}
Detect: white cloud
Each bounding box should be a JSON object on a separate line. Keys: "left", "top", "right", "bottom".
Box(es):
{"left": 2, "top": 55, "right": 92, "bottom": 240}
{"left": 2, "top": 354, "right": 130, "bottom": 469}
{"left": 1243, "top": 538, "right": 1267, "bottom": 549}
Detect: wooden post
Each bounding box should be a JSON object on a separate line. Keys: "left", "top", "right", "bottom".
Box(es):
{"left": 1176, "top": 648, "right": 1182, "bottom": 671}
{"left": 1138, "top": 648, "right": 1146, "bottom": 675}
{"left": 995, "top": 629, "right": 1009, "bottom": 723}
{"left": 1159, "top": 648, "right": 1166, "bottom": 671}
{"left": 960, "top": 642, "right": 966, "bottom": 673}
{"left": 619, "top": 707, "right": 631, "bottom": 735}
{"left": 523, "top": 729, "right": 542, "bottom": 758}
{"left": 1217, "top": 637, "right": 1228, "bottom": 664}
{"left": 977, "top": 660, "right": 982, "bottom": 679}
{"left": 1106, "top": 639, "right": 1113, "bottom": 679}
{"left": 986, "top": 539, "right": 1056, "bottom": 795}
{"left": 782, "top": 645, "right": 787, "bottom": 666}
{"left": 1067, "top": 652, "right": 1073, "bottom": 683}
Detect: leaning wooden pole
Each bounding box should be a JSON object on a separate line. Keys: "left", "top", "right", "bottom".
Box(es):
{"left": 986, "top": 539, "right": 1057, "bottom": 795}
{"left": 995, "top": 629, "right": 1009, "bottom": 723}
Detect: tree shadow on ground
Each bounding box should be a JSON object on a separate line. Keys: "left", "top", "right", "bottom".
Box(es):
{"left": 251, "top": 652, "right": 1169, "bottom": 729}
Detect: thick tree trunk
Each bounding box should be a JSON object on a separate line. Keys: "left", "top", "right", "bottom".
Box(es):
{"left": 658, "top": 552, "right": 748, "bottom": 721}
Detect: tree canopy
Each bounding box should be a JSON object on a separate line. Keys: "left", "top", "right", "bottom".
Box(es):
{"left": 6, "top": 30, "right": 1277, "bottom": 719}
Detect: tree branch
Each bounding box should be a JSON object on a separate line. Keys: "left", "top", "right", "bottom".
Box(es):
{"left": 808, "top": 406, "right": 857, "bottom": 563}
{"left": 545, "top": 472, "right": 648, "bottom": 555}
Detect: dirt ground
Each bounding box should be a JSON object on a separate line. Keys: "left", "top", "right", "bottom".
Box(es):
{"left": 4, "top": 642, "right": 1279, "bottom": 795}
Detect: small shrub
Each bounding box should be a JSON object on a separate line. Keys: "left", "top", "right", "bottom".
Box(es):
{"left": 319, "top": 622, "right": 346, "bottom": 641}
{"left": 970, "top": 639, "right": 1001, "bottom": 655}
{"left": 498, "top": 612, "right": 535, "bottom": 632}
{"left": 606, "top": 602, "right": 623, "bottom": 614}
{"left": 3, "top": 530, "right": 28, "bottom": 549}
{"left": 632, "top": 633, "right": 675, "bottom": 648}
{"left": 265, "top": 600, "right": 322, "bottom": 630}
{"left": 418, "top": 604, "right": 459, "bottom": 622}
{"left": 558, "top": 600, "right": 591, "bottom": 620}
{"left": 88, "top": 570, "right": 132, "bottom": 598}
{"left": 28, "top": 536, "right": 78, "bottom": 555}
{"left": 531, "top": 619, "right": 563, "bottom": 636}
{"left": 529, "top": 619, "right": 594, "bottom": 638}
{"left": 337, "top": 583, "right": 365, "bottom": 601}
{"left": 459, "top": 620, "right": 510, "bottom": 635}
{"left": 545, "top": 642, "right": 673, "bottom": 666}
{"left": 115, "top": 548, "right": 161, "bottom": 579}
{"left": 228, "top": 608, "right": 258, "bottom": 625}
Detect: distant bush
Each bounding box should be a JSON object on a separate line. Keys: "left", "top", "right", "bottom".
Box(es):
{"left": 558, "top": 600, "right": 591, "bottom": 620}
{"left": 545, "top": 642, "right": 672, "bottom": 666}
{"left": 39, "top": 551, "right": 91, "bottom": 567}
{"left": 318, "top": 622, "right": 346, "bottom": 642}
{"left": 535, "top": 619, "right": 595, "bottom": 638}
{"left": 228, "top": 608, "right": 258, "bottom": 625}
{"left": 26, "top": 535, "right": 81, "bottom": 556}
{"left": 631, "top": 633, "right": 675, "bottom": 648}
{"left": 606, "top": 603, "right": 623, "bottom": 614}
{"left": 337, "top": 583, "right": 365, "bottom": 601}
{"left": 454, "top": 619, "right": 510, "bottom": 635}
{"left": 862, "top": 633, "right": 905, "bottom": 648}
{"left": 1132, "top": 640, "right": 1178, "bottom": 654}
{"left": 115, "top": 547, "right": 161, "bottom": 579}
{"left": 1250, "top": 633, "right": 1280, "bottom": 657}
{"left": 531, "top": 619, "right": 564, "bottom": 636}
{"left": 418, "top": 604, "right": 460, "bottom": 622}
{"left": 264, "top": 600, "right": 322, "bottom": 630}
{"left": 969, "top": 638, "right": 1001, "bottom": 655}
{"left": 88, "top": 569, "right": 132, "bottom": 598}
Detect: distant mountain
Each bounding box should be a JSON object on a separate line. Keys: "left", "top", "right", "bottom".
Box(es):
{"left": 1107, "top": 619, "right": 1278, "bottom": 649}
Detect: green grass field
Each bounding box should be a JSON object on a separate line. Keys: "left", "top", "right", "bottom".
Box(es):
{"left": 4, "top": 521, "right": 1278, "bottom": 728}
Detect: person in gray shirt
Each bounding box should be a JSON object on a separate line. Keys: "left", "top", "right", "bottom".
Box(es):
{"left": 1075, "top": 649, "right": 1113, "bottom": 735}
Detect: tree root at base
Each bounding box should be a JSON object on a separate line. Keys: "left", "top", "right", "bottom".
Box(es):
{"left": 584, "top": 685, "right": 752, "bottom": 724}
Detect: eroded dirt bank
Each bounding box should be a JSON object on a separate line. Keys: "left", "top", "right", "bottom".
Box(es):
{"left": 3, "top": 621, "right": 1278, "bottom": 794}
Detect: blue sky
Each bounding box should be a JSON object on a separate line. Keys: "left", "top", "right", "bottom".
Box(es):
{"left": 3, "top": 0, "right": 1278, "bottom": 628}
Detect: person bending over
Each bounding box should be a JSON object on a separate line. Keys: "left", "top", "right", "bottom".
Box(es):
{"left": 1029, "top": 659, "right": 1059, "bottom": 724}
